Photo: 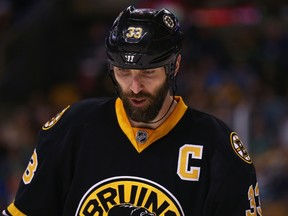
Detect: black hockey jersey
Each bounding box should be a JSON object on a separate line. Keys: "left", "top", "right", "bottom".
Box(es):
{"left": 3, "top": 96, "right": 262, "bottom": 216}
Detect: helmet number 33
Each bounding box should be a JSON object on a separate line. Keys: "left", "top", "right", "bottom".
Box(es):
{"left": 126, "top": 27, "right": 143, "bottom": 39}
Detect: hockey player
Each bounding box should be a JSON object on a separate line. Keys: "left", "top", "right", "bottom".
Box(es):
{"left": 3, "top": 5, "right": 262, "bottom": 216}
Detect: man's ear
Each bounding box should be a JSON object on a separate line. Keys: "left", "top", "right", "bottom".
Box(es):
{"left": 174, "top": 54, "right": 181, "bottom": 76}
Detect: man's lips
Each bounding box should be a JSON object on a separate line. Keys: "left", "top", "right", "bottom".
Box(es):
{"left": 129, "top": 98, "right": 147, "bottom": 107}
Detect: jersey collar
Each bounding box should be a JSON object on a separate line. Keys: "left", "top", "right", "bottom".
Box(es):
{"left": 115, "top": 96, "right": 188, "bottom": 153}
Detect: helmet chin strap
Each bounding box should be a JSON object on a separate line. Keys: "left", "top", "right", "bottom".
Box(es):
{"left": 143, "top": 94, "right": 176, "bottom": 124}
{"left": 108, "top": 63, "right": 121, "bottom": 97}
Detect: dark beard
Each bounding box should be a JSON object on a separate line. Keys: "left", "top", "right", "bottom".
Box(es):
{"left": 119, "top": 79, "right": 170, "bottom": 122}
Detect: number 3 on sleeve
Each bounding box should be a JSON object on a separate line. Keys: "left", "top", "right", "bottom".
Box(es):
{"left": 22, "top": 149, "right": 38, "bottom": 185}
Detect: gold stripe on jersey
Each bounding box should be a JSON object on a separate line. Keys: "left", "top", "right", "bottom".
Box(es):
{"left": 115, "top": 96, "right": 187, "bottom": 153}
{"left": 6, "top": 203, "right": 26, "bottom": 216}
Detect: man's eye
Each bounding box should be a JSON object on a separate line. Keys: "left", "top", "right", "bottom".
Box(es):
{"left": 143, "top": 70, "right": 154, "bottom": 75}
{"left": 124, "top": 70, "right": 132, "bottom": 75}
{"left": 117, "top": 68, "right": 129, "bottom": 75}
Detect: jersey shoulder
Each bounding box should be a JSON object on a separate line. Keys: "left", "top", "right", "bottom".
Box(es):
{"left": 41, "top": 97, "right": 116, "bottom": 134}
{"left": 185, "top": 107, "right": 231, "bottom": 137}
{"left": 185, "top": 107, "right": 253, "bottom": 165}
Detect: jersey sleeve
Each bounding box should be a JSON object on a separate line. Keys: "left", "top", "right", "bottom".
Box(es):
{"left": 203, "top": 119, "right": 262, "bottom": 216}
{"left": 212, "top": 164, "right": 262, "bottom": 216}
{"left": 2, "top": 105, "right": 76, "bottom": 216}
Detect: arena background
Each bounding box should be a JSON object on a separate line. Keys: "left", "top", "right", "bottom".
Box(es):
{"left": 0, "top": 0, "right": 287, "bottom": 215}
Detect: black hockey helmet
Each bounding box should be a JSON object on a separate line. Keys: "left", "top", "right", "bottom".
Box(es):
{"left": 105, "top": 5, "right": 183, "bottom": 74}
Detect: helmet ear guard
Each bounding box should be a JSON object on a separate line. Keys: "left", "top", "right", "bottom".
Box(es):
{"left": 165, "top": 55, "right": 179, "bottom": 95}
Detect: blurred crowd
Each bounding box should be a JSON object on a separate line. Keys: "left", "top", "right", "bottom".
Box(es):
{"left": 0, "top": 0, "right": 288, "bottom": 215}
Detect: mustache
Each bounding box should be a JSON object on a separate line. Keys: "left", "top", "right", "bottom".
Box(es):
{"left": 124, "top": 91, "right": 153, "bottom": 99}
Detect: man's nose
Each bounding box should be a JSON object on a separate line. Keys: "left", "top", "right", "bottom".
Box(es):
{"left": 130, "top": 74, "right": 143, "bottom": 94}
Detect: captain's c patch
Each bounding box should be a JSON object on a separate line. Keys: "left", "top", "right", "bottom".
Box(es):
{"left": 230, "top": 132, "right": 252, "bottom": 164}
{"left": 42, "top": 105, "right": 70, "bottom": 130}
